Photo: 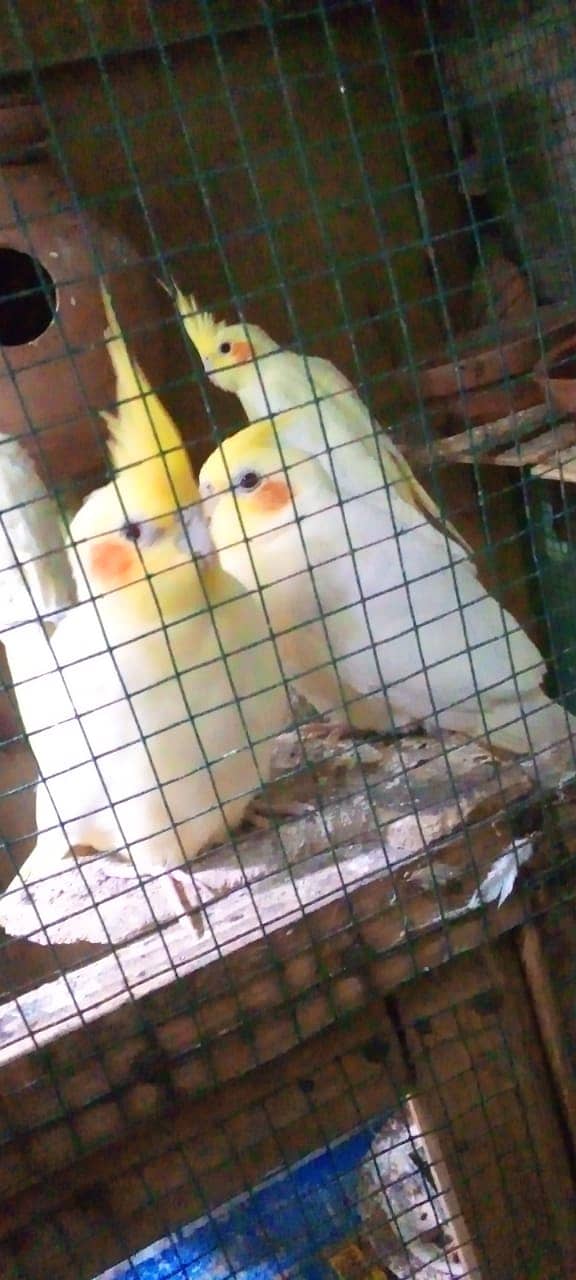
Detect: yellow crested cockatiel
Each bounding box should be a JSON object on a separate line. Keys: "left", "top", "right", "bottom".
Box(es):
{"left": 170, "top": 285, "right": 469, "bottom": 552}
{"left": 3, "top": 286, "right": 291, "bottom": 923}
{"left": 199, "top": 416, "right": 576, "bottom": 759}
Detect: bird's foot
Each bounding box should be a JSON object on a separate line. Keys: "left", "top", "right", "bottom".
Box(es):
{"left": 298, "top": 719, "right": 421, "bottom": 750}
{"left": 299, "top": 719, "right": 352, "bottom": 751}
{"left": 247, "top": 796, "right": 312, "bottom": 829}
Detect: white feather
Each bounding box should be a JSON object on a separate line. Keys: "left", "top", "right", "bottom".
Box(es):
{"left": 8, "top": 561, "right": 290, "bottom": 891}
{"left": 206, "top": 437, "right": 576, "bottom": 758}
{"left": 464, "top": 837, "right": 535, "bottom": 909}
{"left": 0, "top": 435, "right": 75, "bottom": 628}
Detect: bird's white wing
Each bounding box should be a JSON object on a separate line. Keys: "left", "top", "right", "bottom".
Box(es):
{"left": 302, "top": 355, "right": 472, "bottom": 555}
{"left": 0, "top": 437, "right": 76, "bottom": 629}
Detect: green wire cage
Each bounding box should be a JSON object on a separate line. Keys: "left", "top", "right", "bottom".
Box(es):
{"left": 0, "top": 4, "right": 575, "bottom": 1280}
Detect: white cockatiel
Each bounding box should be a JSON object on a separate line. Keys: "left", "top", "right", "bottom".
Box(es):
{"left": 199, "top": 416, "right": 576, "bottom": 761}
{"left": 4, "top": 287, "right": 291, "bottom": 917}
{"left": 171, "top": 284, "right": 470, "bottom": 553}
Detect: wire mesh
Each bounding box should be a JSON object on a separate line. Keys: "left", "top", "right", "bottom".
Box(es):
{"left": 0, "top": 2, "right": 575, "bottom": 1279}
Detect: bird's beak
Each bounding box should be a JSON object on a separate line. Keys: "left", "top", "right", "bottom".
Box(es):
{"left": 178, "top": 503, "right": 216, "bottom": 563}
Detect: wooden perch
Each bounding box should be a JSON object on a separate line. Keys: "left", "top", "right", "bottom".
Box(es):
{"left": 408, "top": 402, "right": 576, "bottom": 482}
{"left": 0, "top": 730, "right": 534, "bottom": 956}
{"left": 0, "top": 727, "right": 574, "bottom": 1280}
{"left": 0, "top": 725, "right": 561, "bottom": 1198}
{"left": 408, "top": 403, "right": 561, "bottom": 467}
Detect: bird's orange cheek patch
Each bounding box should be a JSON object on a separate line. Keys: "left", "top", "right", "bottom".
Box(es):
{"left": 255, "top": 477, "right": 291, "bottom": 515}
{"left": 231, "top": 340, "right": 253, "bottom": 365}
{"left": 88, "top": 537, "right": 138, "bottom": 585}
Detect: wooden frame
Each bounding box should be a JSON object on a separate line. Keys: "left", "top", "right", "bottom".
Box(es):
{"left": 0, "top": 726, "right": 576, "bottom": 1277}
{"left": 0, "top": 0, "right": 365, "bottom": 76}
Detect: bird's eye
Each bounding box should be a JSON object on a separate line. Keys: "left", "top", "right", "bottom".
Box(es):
{"left": 238, "top": 470, "right": 261, "bottom": 492}
{"left": 219, "top": 341, "right": 232, "bottom": 355}
{"left": 123, "top": 522, "right": 142, "bottom": 543}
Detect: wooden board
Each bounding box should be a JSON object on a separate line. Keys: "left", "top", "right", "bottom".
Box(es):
{"left": 0, "top": 729, "right": 573, "bottom": 1277}
{"left": 517, "top": 921, "right": 576, "bottom": 1150}
{"left": 0, "top": 729, "right": 536, "bottom": 952}
{"left": 0, "top": 730, "right": 532, "bottom": 998}
{"left": 2, "top": 934, "right": 576, "bottom": 1279}
{"left": 0, "top": 0, "right": 362, "bottom": 73}
{"left": 409, "top": 402, "right": 576, "bottom": 482}
{"left": 0, "top": 997, "right": 409, "bottom": 1280}
{"left": 0, "top": 721, "right": 573, "bottom": 1220}
{"left": 400, "top": 945, "right": 576, "bottom": 1280}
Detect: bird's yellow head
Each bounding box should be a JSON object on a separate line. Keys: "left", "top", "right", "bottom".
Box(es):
{"left": 198, "top": 417, "right": 329, "bottom": 588}
{"left": 71, "top": 285, "right": 213, "bottom": 616}
{"left": 172, "top": 284, "right": 279, "bottom": 393}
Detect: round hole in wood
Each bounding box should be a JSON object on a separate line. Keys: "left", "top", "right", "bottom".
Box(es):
{"left": 0, "top": 246, "right": 57, "bottom": 345}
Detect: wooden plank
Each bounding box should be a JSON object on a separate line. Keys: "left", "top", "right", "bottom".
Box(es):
{"left": 491, "top": 422, "right": 576, "bottom": 469}
{"left": 0, "top": 0, "right": 364, "bottom": 74}
{"left": 518, "top": 921, "right": 576, "bottom": 1151}
{"left": 1, "top": 731, "right": 533, "bottom": 951}
{"left": 532, "top": 449, "right": 576, "bottom": 482}
{"left": 8, "top": 935, "right": 575, "bottom": 1280}
{"left": 0, "top": 996, "right": 408, "bottom": 1280}
{"left": 398, "top": 945, "right": 576, "bottom": 1279}
{"left": 0, "top": 730, "right": 533, "bottom": 1038}
{"left": 409, "top": 408, "right": 576, "bottom": 484}
{"left": 405, "top": 1097, "right": 484, "bottom": 1279}
{"left": 408, "top": 403, "right": 555, "bottom": 467}
{"left": 0, "top": 734, "right": 544, "bottom": 1195}
{"left": 487, "top": 943, "right": 576, "bottom": 1274}
{"left": 409, "top": 407, "right": 576, "bottom": 481}
{"left": 1, "top": 907, "right": 574, "bottom": 1278}
{"left": 0, "top": 883, "right": 539, "bottom": 1200}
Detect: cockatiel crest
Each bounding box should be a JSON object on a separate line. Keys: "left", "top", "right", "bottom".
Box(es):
{"left": 173, "top": 285, "right": 470, "bottom": 554}
{"left": 170, "top": 285, "right": 229, "bottom": 363}
{"left": 171, "top": 282, "right": 280, "bottom": 387}
{"left": 71, "top": 285, "right": 213, "bottom": 604}
{"left": 101, "top": 284, "right": 198, "bottom": 515}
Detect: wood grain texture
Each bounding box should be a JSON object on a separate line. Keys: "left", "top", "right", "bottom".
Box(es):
{"left": 0, "top": 731, "right": 533, "bottom": 1042}
{"left": 0, "top": 996, "right": 408, "bottom": 1280}
{"left": 0, "top": 729, "right": 534, "bottom": 948}
{"left": 0, "top": 724, "right": 560, "bottom": 1209}
{"left": 409, "top": 405, "right": 576, "bottom": 481}
{"left": 400, "top": 945, "right": 576, "bottom": 1280}
{"left": 0, "top": 0, "right": 360, "bottom": 73}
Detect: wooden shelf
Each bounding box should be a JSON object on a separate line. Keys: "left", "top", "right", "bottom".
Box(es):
{"left": 0, "top": 724, "right": 576, "bottom": 1277}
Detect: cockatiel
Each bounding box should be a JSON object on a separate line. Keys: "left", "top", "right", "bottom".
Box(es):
{"left": 171, "top": 284, "right": 469, "bottom": 552}
{"left": 199, "top": 415, "right": 576, "bottom": 760}
{"left": 4, "top": 287, "right": 291, "bottom": 922}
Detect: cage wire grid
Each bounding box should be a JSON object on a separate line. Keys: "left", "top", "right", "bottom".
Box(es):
{"left": 0, "top": 0, "right": 574, "bottom": 1278}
